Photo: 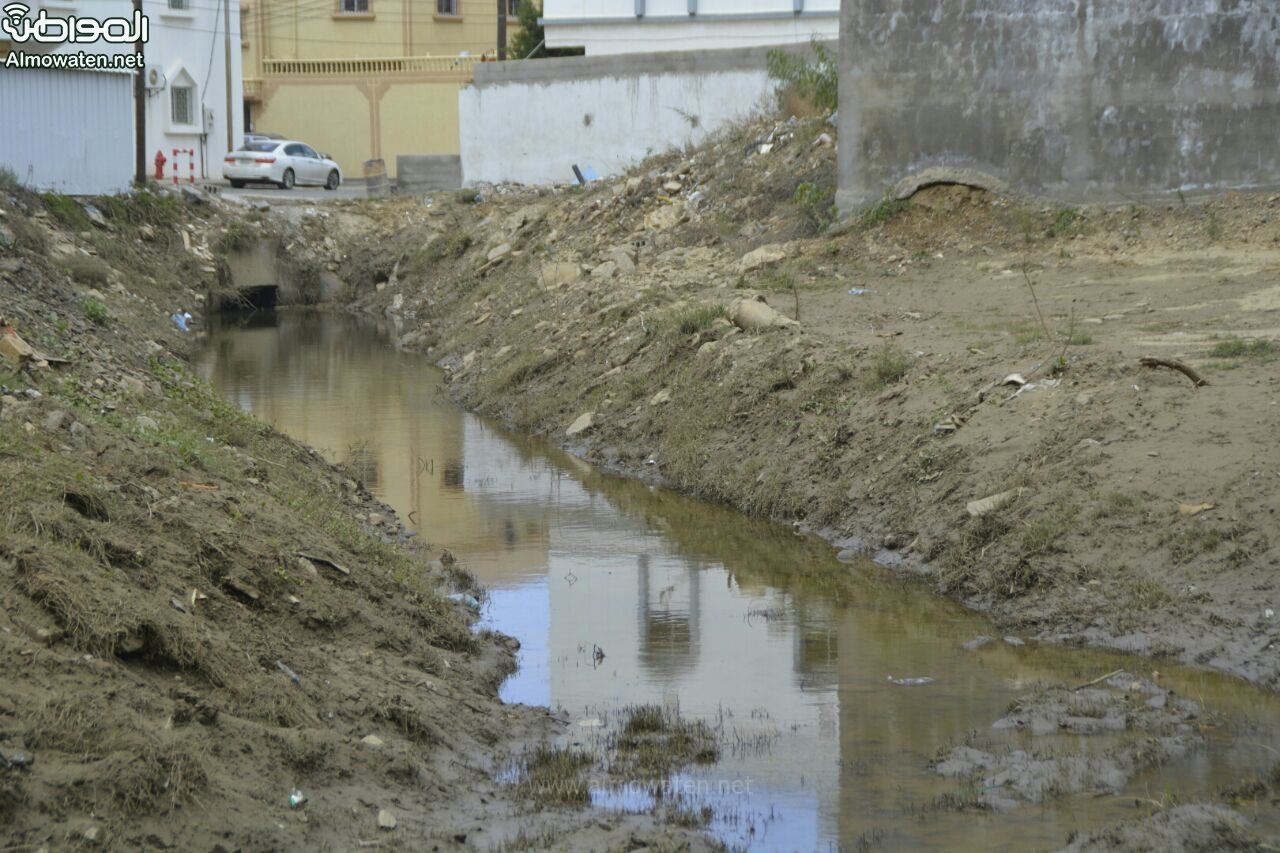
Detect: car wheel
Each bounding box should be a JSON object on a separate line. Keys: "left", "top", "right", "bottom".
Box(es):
{"left": 230, "top": 179, "right": 245, "bottom": 189}
{"left": 325, "top": 170, "right": 340, "bottom": 191}
{"left": 279, "top": 169, "right": 295, "bottom": 190}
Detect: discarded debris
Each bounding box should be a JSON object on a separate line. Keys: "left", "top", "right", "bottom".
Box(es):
{"left": 1002, "top": 373, "right": 1027, "bottom": 387}
{"left": 288, "top": 789, "right": 307, "bottom": 808}
{"left": 847, "top": 287, "right": 874, "bottom": 296}
{"left": 274, "top": 659, "right": 302, "bottom": 686}
{"left": 170, "top": 311, "right": 192, "bottom": 332}
{"left": 1178, "top": 502, "right": 1215, "bottom": 517}
{"left": 377, "top": 809, "right": 398, "bottom": 830}
{"left": 965, "top": 488, "right": 1023, "bottom": 517}
{"left": 1139, "top": 356, "right": 1207, "bottom": 387}
{"left": 566, "top": 411, "right": 596, "bottom": 437}
{"left": 727, "top": 294, "right": 800, "bottom": 332}
{"left": 1072, "top": 669, "right": 1125, "bottom": 691}
{"left": 888, "top": 675, "right": 936, "bottom": 686}
{"left": 297, "top": 552, "right": 351, "bottom": 576}
{"left": 447, "top": 592, "right": 481, "bottom": 610}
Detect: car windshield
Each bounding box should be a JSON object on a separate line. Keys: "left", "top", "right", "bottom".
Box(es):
{"left": 237, "top": 142, "right": 279, "bottom": 152}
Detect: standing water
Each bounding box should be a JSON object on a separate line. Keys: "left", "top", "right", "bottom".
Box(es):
{"left": 199, "top": 311, "right": 1280, "bottom": 851}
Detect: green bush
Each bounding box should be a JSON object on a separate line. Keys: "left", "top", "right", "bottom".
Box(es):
{"left": 83, "top": 297, "right": 110, "bottom": 325}
{"left": 792, "top": 182, "right": 835, "bottom": 232}
{"left": 766, "top": 39, "right": 838, "bottom": 113}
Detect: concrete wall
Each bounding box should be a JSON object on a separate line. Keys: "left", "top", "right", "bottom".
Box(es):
{"left": 543, "top": 0, "right": 837, "bottom": 55}
{"left": 836, "top": 1, "right": 1280, "bottom": 211}
{"left": 397, "top": 155, "right": 463, "bottom": 191}
{"left": 252, "top": 77, "right": 466, "bottom": 179}
{"left": 460, "top": 44, "right": 813, "bottom": 186}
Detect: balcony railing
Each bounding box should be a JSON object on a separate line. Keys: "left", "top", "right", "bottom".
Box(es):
{"left": 262, "top": 55, "right": 481, "bottom": 78}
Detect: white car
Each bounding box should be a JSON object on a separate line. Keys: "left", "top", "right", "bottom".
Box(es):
{"left": 223, "top": 140, "right": 342, "bottom": 190}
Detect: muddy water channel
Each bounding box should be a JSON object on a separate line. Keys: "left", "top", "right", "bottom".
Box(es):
{"left": 198, "top": 311, "right": 1280, "bottom": 851}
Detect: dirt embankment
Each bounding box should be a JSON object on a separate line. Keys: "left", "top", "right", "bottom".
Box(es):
{"left": 313, "top": 115, "right": 1279, "bottom": 695}
{"left": 0, "top": 187, "right": 716, "bottom": 849}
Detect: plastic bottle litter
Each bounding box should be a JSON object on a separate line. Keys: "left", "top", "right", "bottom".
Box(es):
{"left": 288, "top": 789, "right": 307, "bottom": 808}
{"left": 170, "top": 311, "right": 192, "bottom": 332}
{"left": 447, "top": 592, "right": 481, "bottom": 609}
{"left": 888, "top": 675, "right": 936, "bottom": 686}
{"left": 848, "top": 287, "right": 875, "bottom": 296}
{"left": 274, "top": 659, "right": 301, "bottom": 685}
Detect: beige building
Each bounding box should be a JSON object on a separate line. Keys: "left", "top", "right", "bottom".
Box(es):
{"left": 241, "top": 0, "right": 518, "bottom": 179}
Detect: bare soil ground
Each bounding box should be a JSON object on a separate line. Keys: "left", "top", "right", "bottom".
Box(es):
{"left": 0, "top": 186, "right": 716, "bottom": 850}
{"left": 312, "top": 115, "right": 1279, "bottom": 698}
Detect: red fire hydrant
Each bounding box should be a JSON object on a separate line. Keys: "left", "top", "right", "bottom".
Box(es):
{"left": 153, "top": 150, "right": 167, "bottom": 182}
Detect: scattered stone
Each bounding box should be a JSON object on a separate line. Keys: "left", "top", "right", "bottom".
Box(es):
{"left": 590, "top": 261, "right": 618, "bottom": 279}
{"left": 566, "top": 412, "right": 596, "bottom": 437}
{"left": 727, "top": 294, "right": 799, "bottom": 331}
{"left": 644, "top": 203, "right": 686, "bottom": 231}
{"left": 737, "top": 244, "right": 788, "bottom": 273}
{"left": 965, "top": 488, "right": 1022, "bottom": 517}
{"left": 962, "top": 635, "right": 994, "bottom": 650}
{"left": 118, "top": 376, "right": 147, "bottom": 397}
{"left": 1003, "top": 635, "right": 1026, "bottom": 646}
{"left": 486, "top": 243, "right": 511, "bottom": 263}
{"left": 81, "top": 825, "right": 104, "bottom": 845}
{"left": 649, "top": 388, "right": 671, "bottom": 406}
{"left": 608, "top": 248, "right": 637, "bottom": 275}
{"left": 361, "top": 734, "right": 385, "bottom": 747}
{"left": 44, "top": 410, "right": 70, "bottom": 432}
{"left": 135, "top": 415, "right": 159, "bottom": 431}
{"left": 662, "top": 180, "right": 683, "bottom": 193}
{"left": 68, "top": 421, "right": 90, "bottom": 441}
{"left": 377, "top": 809, "right": 397, "bottom": 830}
{"left": 539, "top": 261, "right": 581, "bottom": 288}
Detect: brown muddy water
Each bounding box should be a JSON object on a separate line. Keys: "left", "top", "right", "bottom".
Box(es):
{"left": 198, "top": 311, "right": 1280, "bottom": 852}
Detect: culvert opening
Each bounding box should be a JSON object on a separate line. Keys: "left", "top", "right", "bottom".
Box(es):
{"left": 236, "top": 285, "right": 279, "bottom": 310}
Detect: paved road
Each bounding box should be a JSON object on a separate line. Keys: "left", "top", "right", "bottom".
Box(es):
{"left": 218, "top": 180, "right": 371, "bottom": 203}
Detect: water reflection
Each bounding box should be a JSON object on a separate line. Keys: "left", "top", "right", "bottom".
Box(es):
{"left": 199, "top": 311, "right": 1280, "bottom": 852}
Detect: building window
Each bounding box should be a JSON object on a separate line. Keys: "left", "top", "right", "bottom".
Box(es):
{"left": 436, "top": 0, "right": 457, "bottom": 15}
{"left": 168, "top": 0, "right": 190, "bottom": 9}
{"left": 171, "top": 85, "right": 194, "bottom": 126}
{"left": 338, "top": 0, "right": 369, "bottom": 12}
{"left": 506, "top": 0, "right": 517, "bottom": 16}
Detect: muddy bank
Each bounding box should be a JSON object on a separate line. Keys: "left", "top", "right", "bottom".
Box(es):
{"left": 304, "top": 117, "right": 1279, "bottom": 695}
{"left": 0, "top": 187, "right": 716, "bottom": 849}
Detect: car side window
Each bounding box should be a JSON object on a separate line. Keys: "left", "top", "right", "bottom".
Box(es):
{"left": 301, "top": 146, "right": 320, "bottom": 159}
{"left": 284, "top": 144, "right": 303, "bottom": 156}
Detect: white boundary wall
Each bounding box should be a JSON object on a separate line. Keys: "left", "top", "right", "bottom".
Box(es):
{"left": 0, "top": 68, "right": 134, "bottom": 194}
{"left": 459, "top": 44, "right": 817, "bottom": 186}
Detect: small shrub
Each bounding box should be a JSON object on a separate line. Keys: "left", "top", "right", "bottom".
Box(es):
{"left": 1209, "top": 336, "right": 1277, "bottom": 360}
{"left": 867, "top": 343, "right": 912, "bottom": 389}
{"left": 0, "top": 165, "right": 23, "bottom": 194}
{"left": 859, "top": 198, "right": 912, "bottom": 229}
{"left": 425, "top": 230, "right": 472, "bottom": 262}
{"left": 792, "top": 181, "right": 836, "bottom": 232}
{"left": 61, "top": 255, "right": 110, "bottom": 286}
{"left": 766, "top": 38, "right": 838, "bottom": 113}
{"left": 1046, "top": 207, "right": 1080, "bottom": 238}
{"left": 670, "top": 303, "right": 725, "bottom": 336}
{"left": 216, "top": 220, "right": 257, "bottom": 254}
{"left": 43, "top": 193, "right": 90, "bottom": 230}
{"left": 83, "top": 297, "right": 110, "bottom": 325}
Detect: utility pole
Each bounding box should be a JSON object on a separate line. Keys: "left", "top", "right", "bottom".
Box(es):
{"left": 133, "top": 0, "right": 145, "bottom": 185}
{"left": 497, "top": 0, "right": 506, "bottom": 60}
{"left": 223, "top": 0, "right": 233, "bottom": 152}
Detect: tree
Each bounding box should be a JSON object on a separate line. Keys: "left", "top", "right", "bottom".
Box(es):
{"left": 507, "top": 0, "right": 583, "bottom": 59}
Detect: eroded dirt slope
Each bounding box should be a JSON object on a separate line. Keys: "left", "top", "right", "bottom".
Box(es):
{"left": 313, "top": 116, "right": 1279, "bottom": 692}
